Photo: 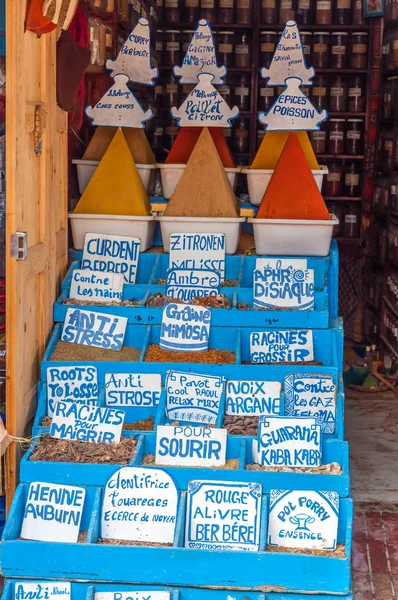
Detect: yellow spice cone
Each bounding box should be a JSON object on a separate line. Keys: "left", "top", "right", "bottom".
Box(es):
{"left": 83, "top": 126, "right": 156, "bottom": 164}
{"left": 251, "top": 130, "right": 320, "bottom": 170}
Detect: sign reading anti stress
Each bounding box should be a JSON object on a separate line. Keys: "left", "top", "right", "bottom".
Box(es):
{"left": 160, "top": 304, "right": 211, "bottom": 352}
{"left": 61, "top": 308, "right": 127, "bottom": 351}
{"left": 14, "top": 582, "right": 71, "bottom": 600}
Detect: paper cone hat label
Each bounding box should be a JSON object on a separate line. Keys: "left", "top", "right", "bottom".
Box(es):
{"left": 106, "top": 18, "right": 158, "bottom": 85}
{"left": 85, "top": 74, "right": 153, "bottom": 128}
{"left": 261, "top": 21, "right": 315, "bottom": 86}
{"left": 173, "top": 20, "right": 226, "bottom": 85}
{"left": 171, "top": 73, "right": 239, "bottom": 127}
{"left": 259, "top": 77, "right": 327, "bottom": 131}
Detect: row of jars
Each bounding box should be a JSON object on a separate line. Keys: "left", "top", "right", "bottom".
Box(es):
{"left": 326, "top": 201, "right": 361, "bottom": 238}
{"left": 382, "top": 29, "right": 398, "bottom": 72}
{"left": 323, "top": 161, "right": 362, "bottom": 197}
{"left": 387, "top": 269, "right": 398, "bottom": 310}
{"left": 262, "top": 0, "right": 366, "bottom": 25}
{"left": 382, "top": 77, "right": 398, "bottom": 120}
{"left": 160, "top": 0, "right": 253, "bottom": 24}
{"left": 385, "top": 0, "right": 398, "bottom": 22}
{"left": 309, "top": 119, "right": 364, "bottom": 155}
{"left": 383, "top": 309, "right": 398, "bottom": 351}
{"left": 372, "top": 175, "right": 398, "bottom": 216}
{"left": 377, "top": 129, "right": 398, "bottom": 172}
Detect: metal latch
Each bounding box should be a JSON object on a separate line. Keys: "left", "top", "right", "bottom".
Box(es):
{"left": 10, "top": 232, "right": 28, "bottom": 260}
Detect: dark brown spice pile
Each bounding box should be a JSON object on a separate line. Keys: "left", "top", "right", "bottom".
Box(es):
{"left": 266, "top": 543, "right": 345, "bottom": 558}
{"left": 51, "top": 341, "right": 140, "bottom": 362}
{"left": 221, "top": 279, "right": 237, "bottom": 287}
{"left": 222, "top": 415, "right": 259, "bottom": 436}
{"left": 62, "top": 299, "right": 137, "bottom": 307}
{"left": 145, "top": 344, "right": 235, "bottom": 364}
{"left": 123, "top": 416, "right": 155, "bottom": 431}
{"left": 145, "top": 293, "right": 231, "bottom": 309}
{"left": 30, "top": 435, "right": 137, "bottom": 464}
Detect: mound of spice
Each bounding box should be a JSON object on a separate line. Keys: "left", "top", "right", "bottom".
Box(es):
{"left": 142, "top": 453, "right": 239, "bottom": 470}
{"left": 223, "top": 415, "right": 259, "bottom": 436}
{"left": 145, "top": 293, "right": 231, "bottom": 309}
{"left": 51, "top": 341, "right": 140, "bottom": 362}
{"left": 30, "top": 434, "right": 137, "bottom": 464}
{"left": 145, "top": 344, "right": 235, "bottom": 364}
{"left": 123, "top": 416, "right": 155, "bottom": 431}
{"left": 62, "top": 298, "right": 137, "bottom": 307}
{"left": 266, "top": 543, "right": 345, "bottom": 558}
{"left": 246, "top": 462, "right": 342, "bottom": 475}
{"left": 98, "top": 538, "right": 172, "bottom": 547}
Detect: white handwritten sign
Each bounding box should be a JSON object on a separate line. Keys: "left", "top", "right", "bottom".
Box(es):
{"left": 50, "top": 401, "right": 124, "bottom": 443}
{"left": 285, "top": 373, "right": 337, "bottom": 434}
{"left": 250, "top": 330, "right": 314, "bottom": 364}
{"left": 21, "top": 482, "right": 85, "bottom": 543}
{"left": 256, "top": 258, "right": 308, "bottom": 271}
{"left": 268, "top": 489, "right": 339, "bottom": 550}
{"left": 171, "top": 73, "right": 239, "bottom": 128}
{"left": 101, "top": 467, "right": 178, "bottom": 543}
{"left": 105, "top": 373, "right": 161, "bottom": 407}
{"left": 174, "top": 19, "right": 226, "bottom": 84}
{"left": 96, "top": 593, "right": 170, "bottom": 600}
{"left": 225, "top": 380, "right": 281, "bottom": 416}
{"left": 156, "top": 425, "right": 227, "bottom": 467}
{"left": 70, "top": 269, "right": 124, "bottom": 302}
{"left": 61, "top": 308, "right": 127, "bottom": 351}
{"left": 166, "top": 268, "right": 221, "bottom": 302}
{"left": 14, "top": 582, "right": 71, "bottom": 600}
{"left": 106, "top": 17, "right": 158, "bottom": 85}
{"left": 166, "top": 370, "right": 225, "bottom": 424}
{"left": 160, "top": 303, "right": 211, "bottom": 352}
{"left": 46, "top": 365, "right": 98, "bottom": 418}
{"left": 85, "top": 74, "right": 153, "bottom": 129}
{"left": 82, "top": 233, "right": 140, "bottom": 284}
{"left": 185, "top": 481, "right": 262, "bottom": 551}
{"left": 255, "top": 416, "right": 321, "bottom": 468}
{"left": 253, "top": 268, "right": 315, "bottom": 310}
{"left": 169, "top": 233, "right": 226, "bottom": 280}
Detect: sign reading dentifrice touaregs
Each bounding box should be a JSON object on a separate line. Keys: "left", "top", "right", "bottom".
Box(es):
{"left": 46, "top": 365, "right": 98, "bottom": 417}
{"left": 14, "top": 582, "right": 71, "bottom": 600}
{"left": 105, "top": 373, "right": 162, "bottom": 407}
{"left": 160, "top": 303, "right": 211, "bottom": 352}
{"left": 50, "top": 401, "right": 125, "bottom": 443}
{"left": 82, "top": 233, "right": 140, "bottom": 284}
{"left": 166, "top": 370, "right": 225, "bottom": 424}
{"left": 62, "top": 308, "right": 127, "bottom": 351}
{"left": 250, "top": 330, "right": 314, "bottom": 364}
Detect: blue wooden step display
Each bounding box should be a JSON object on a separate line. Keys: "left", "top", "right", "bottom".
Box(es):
{"left": 20, "top": 430, "right": 350, "bottom": 495}
{"left": 1, "top": 578, "right": 353, "bottom": 600}
{"left": 1, "top": 482, "right": 353, "bottom": 594}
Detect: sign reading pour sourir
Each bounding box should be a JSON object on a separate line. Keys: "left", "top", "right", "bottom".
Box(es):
{"left": 285, "top": 373, "right": 337, "bottom": 434}
{"left": 160, "top": 304, "right": 211, "bottom": 352}
{"left": 21, "top": 482, "right": 85, "bottom": 543}
{"left": 255, "top": 416, "right": 321, "bottom": 468}
{"left": 105, "top": 373, "right": 162, "bottom": 407}
{"left": 82, "top": 233, "right": 140, "bottom": 284}
{"left": 101, "top": 467, "right": 178, "bottom": 543}
{"left": 166, "top": 370, "right": 225, "bottom": 424}
{"left": 185, "top": 481, "right": 262, "bottom": 551}
{"left": 166, "top": 268, "right": 221, "bottom": 302}
{"left": 268, "top": 489, "right": 339, "bottom": 551}
{"left": 46, "top": 365, "right": 98, "bottom": 417}
{"left": 253, "top": 267, "right": 315, "bottom": 310}
{"left": 62, "top": 308, "right": 127, "bottom": 351}
{"left": 156, "top": 425, "right": 227, "bottom": 467}
{"left": 70, "top": 269, "right": 124, "bottom": 302}
{"left": 169, "top": 233, "right": 226, "bottom": 280}
{"left": 50, "top": 401, "right": 124, "bottom": 443}
{"left": 226, "top": 380, "right": 281, "bottom": 416}
{"left": 14, "top": 582, "right": 71, "bottom": 600}
{"left": 250, "top": 330, "right": 314, "bottom": 363}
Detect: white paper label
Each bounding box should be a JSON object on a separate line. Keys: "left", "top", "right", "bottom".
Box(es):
{"left": 160, "top": 303, "right": 211, "bottom": 352}
{"left": 156, "top": 425, "right": 227, "bottom": 467}
{"left": 46, "top": 365, "right": 98, "bottom": 418}
{"left": 82, "top": 233, "right": 140, "bottom": 284}
{"left": 285, "top": 373, "right": 337, "bottom": 434}
{"left": 253, "top": 268, "right": 315, "bottom": 310}
{"left": 256, "top": 416, "right": 321, "bottom": 467}
{"left": 70, "top": 269, "right": 124, "bottom": 302}
{"left": 250, "top": 330, "right": 314, "bottom": 364}
{"left": 61, "top": 308, "right": 127, "bottom": 351}
{"left": 169, "top": 233, "right": 226, "bottom": 280}
{"left": 166, "top": 268, "right": 220, "bottom": 301}
{"left": 50, "top": 400, "right": 124, "bottom": 443}
{"left": 225, "top": 380, "right": 281, "bottom": 416}
{"left": 105, "top": 373, "right": 161, "bottom": 407}
{"left": 14, "top": 583, "right": 71, "bottom": 600}
{"left": 166, "top": 370, "right": 225, "bottom": 424}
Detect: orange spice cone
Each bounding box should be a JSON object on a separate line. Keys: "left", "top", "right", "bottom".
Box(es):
{"left": 166, "top": 126, "right": 235, "bottom": 167}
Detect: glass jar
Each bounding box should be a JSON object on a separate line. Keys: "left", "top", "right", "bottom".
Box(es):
{"left": 163, "top": 72, "right": 179, "bottom": 108}
{"left": 331, "top": 32, "right": 348, "bottom": 69}
{"left": 262, "top": 0, "right": 276, "bottom": 23}
{"left": 222, "top": 127, "right": 233, "bottom": 150}
{"left": 218, "top": 0, "right": 234, "bottom": 24}
{"left": 372, "top": 177, "right": 386, "bottom": 213}
{"left": 383, "top": 78, "right": 395, "bottom": 119}
{"left": 164, "top": 0, "right": 181, "bottom": 24}
{"left": 236, "top": 0, "right": 252, "bottom": 24}
{"left": 257, "top": 127, "right": 266, "bottom": 149}
{"left": 326, "top": 202, "right": 343, "bottom": 236}
{"left": 183, "top": 0, "right": 198, "bottom": 23}
{"left": 324, "top": 162, "right": 343, "bottom": 196}
{"left": 279, "top": 0, "right": 295, "bottom": 23}
{"left": 384, "top": 129, "right": 394, "bottom": 169}
{"left": 163, "top": 30, "right": 181, "bottom": 66}
{"left": 155, "top": 80, "right": 163, "bottom": 108}
{"left": 346, "top": 119, "right": 364, "bottom": 155}
{"left": 335, "top": 0, "right": 352, "bottom": 25}
{"left": 235, "top": 74, "right": 250, "bottom": 111}
{"left": 233, "top": 117, "right": 250, "bottom": 153}
{"left": 316, "top": 0, "right": 332, "bottom": 24}
{"left": 235, "top": 32, "right": 251, "bottom": 68}
{"left": 156, "top": 29, "right": 163, "bottom": 60}
{"left": 350, "top": 32, "right": 368, "bottom": 69}
{"left": 345, "top": 163, "right": 361, "bottom": 196}
{"left": 296, "top": 0, "right": 313, "bottom": 24}
{"left": 330, "top": 75, "right": 347, "bottom": 112}
{"left": 182, "top": 30, "right": 194, "bottom": 54}
{"left": 164, "top": 123, "right": 179, "bottom": 150}
{"left": 258, "top": 80, "right": 275, "bottom": 112}
{"left": 353, "top": 0, "right": 364, "bottom": 23}
{"left": 390, "top": 174, "right": 398, "bottom": 214}
{"left": 310, "top": 128, "right": 327, "bottom": 153}
{"left": 218, "top": 75, "right": 233, "bottom": 105}
{"left": 300, "top": 31, "right": 312, "bottom": 63}
{"left": 343, "top": 202, "right": 361, "bottom": 237}
{"left": 313, "top": 32, "right": 330, "bottom": 69}
{"left": 200, "top": 0, "right": 216, "bottom": 22}
{"left": 180, "top": 83, "right": 195, "bottom": 102}
{"left": 391, "top": 29, "right": 398, "bottom": 69}
{"left": 328, "top": 119, "right": 345, "bottom": 154}
{"left": 312, "top": 75, "right": 328, "bottom": 111}
{"left": 348, "top": 75, "right": 365, "bottom": 112}
{"left": 260, "top": 32, "right": 277, "bottom": 69}
{"left": 382, "top": 32, "right": 393, "bottom": 73}
{"left": 153, "top": 122, "right": 164, "bottom": 154}
{"left": 217, "top": 31, "right": 234, "bottom": 67}
{"left": 392, "top": 0, "right": 398, "bottom": 20}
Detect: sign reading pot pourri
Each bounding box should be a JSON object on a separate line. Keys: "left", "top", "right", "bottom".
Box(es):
{"left": 250, "top": 330, "right": 314, "bottom": 364}
{"left": 105, "top": 373, "right": 162, "bottom": 407}
{"left": 254, "top": 416, "right": 321, "bottom": 468}
{"left": 253, "top": 268, "right": 315, "bottom": 311}
{"left": 14, "top": 582, "right": 71, "bottom": 600}
{"left": 101, "top": 467, "right": 178, "bottom": 544}
{"left": 166, "top": 268, "right": 221, "bottom": 302}
{"left": 95, "top": 593, "right": 170, "bottom": 600}
{"left": 225, "top": 380, "right": 281, "bottom": 416}
{"left": 165, "top": 370, "right": 225, "bottom": 424}
{"left": 285, "top": 373, "right": 337, "bottom": 434}
{"left": 61, "top": 308, "right": 127, "bottom": 351}
{"left": 82, "top": 234, "right": 141, "bottom": 284}
{"left": 21, "top": 482, "right": 86, "bottom": 543}
{"left": 50, "top": 401, "right": 125, "bottom": 444}
{"left": 268, "top": 489, "right": 339, "bottom": 551}
{"left": 169, "top": 233, "right": 226, "bottom": 281}
{"left": 185, "top": 480, "right": 262, "bottom": 551}
{"left": 155, "top": 425, "right": 227, "bottom": 467}
{"left": 46, "top": 365, "right": 98, "bottom": 418}
{"left": 70, "top": 269, "right": 124, "bottom": 302}
{"left": 160, "top": 303, "right": 211, "bottom": 352}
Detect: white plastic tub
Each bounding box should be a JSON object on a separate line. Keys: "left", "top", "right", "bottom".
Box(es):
{"left": 157, "top": 216, "right": 246, "bottom": 254}
{"left": 158, "top": 164, "right": 241, "bottom": 199}
{"left": 72, "top": 159, "right": 156, "bottom": 194}
{"left": 68, "top": 213, "right": 156, "bottom": 251}
{"left": 248, "top": 213, "right": 339, "bottom": 256}
{"left": 242, "top": 166, "right": 328, "bottom": 206}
